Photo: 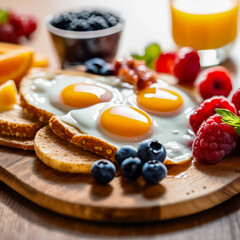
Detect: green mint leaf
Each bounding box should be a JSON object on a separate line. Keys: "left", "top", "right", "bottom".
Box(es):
{"left": 0, "top": 9, "right": 8, "bottom": 25}
{"left": 144, "top": 43, "right": 161, "bottom": 60}
{"left": 216, "top": 108, "right": 237, "bottom": 119}
{"left": 234, "top": 127, "right": 240, "bottom": 136}
{"left": 131, "top": 54, "right": 146, "bottom": 61}
{"left": 221, "top": 118, "right": 240, "bottom": 127}
{"left": 216, "top": 108, "right": 240, "bottom": 136}
{"left": 132, "top": 43, "right": 161, "bottom": 69}
{"left": 216, "top": 109, "right": 240, "bottom": 122}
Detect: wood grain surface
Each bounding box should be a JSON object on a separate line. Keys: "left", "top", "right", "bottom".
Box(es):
{"left": 1, "top": 143, "right": 240, "bottom": 223}
{"left": 1, "top": 0, "right": 240, "bottom": 239}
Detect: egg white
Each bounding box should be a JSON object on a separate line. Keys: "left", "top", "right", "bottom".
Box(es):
{"left": 24, "top": 72, "right": 196, "bottom": 164}
{"left": 26, "top": 72, "right": 128, "bottom": 115}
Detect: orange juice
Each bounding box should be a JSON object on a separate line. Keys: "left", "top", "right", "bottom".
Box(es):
{"left": 171, "top": 0, "right": 239, "bottom": 50}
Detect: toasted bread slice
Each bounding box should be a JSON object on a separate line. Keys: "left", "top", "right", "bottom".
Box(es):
{"left": 34, "top": 126, "right": 103, "bottom": 173}
{"left": 20, "top": 68, "right": 60, "bottom": 123}
{"left": 49, "top": 116, "right": 193, "bottom": 165}
{"left": 0, "top": 134, "right": 34, "bottom": 150}
{"left": 0, "top": 106, "right": 43, "bottom": 138}
{"left": 49, "top": 116, "right": 117, "bottom": 161}
{"left": 21, "top": 94, "right": 54, "bottom": 124}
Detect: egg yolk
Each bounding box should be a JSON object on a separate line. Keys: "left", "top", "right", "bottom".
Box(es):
{"left": 99, "top": 105, "right": 152, "bottom": 141}
{"left": 61, "top": 83, "right": 113, "bottom": 108}
{"left": 137, "top": 86, "right": 184, "bottom": 115}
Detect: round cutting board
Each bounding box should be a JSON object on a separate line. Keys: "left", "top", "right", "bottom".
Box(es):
{"left": 1, "top": 146, "right": 240, "bottom": 222}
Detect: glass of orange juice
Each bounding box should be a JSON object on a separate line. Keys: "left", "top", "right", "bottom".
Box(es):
{"left": 170, "top": 0, "right": 239, "bottom": 66}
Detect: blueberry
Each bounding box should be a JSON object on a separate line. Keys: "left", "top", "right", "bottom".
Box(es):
{"left": 99, "top": 65, "right": 115, "bottom": 76}
{"left": 115, "top": 145, "right": 138, "bottom": 165}
{"left": 78, "top": 19, "right": 91, "bottom": 31}
{"left": 85, "top": 64, "right": 99, "bottom": 74}
{"left": 51, "top": 13, "right": 73, "bottom": 30}
{"left": 52, "top": 10, "right": 119, "bottom": 31}
{"left": 77, "top": 10, "right": 91, "bottom": 20}
{"left": 142, "top": 160, "right": 167, "bottom": 185}
{"left": 105, "top": 15, "right": 118, "bottom": 27}
{"left": 51, "top": 16, "right": 65, "bottom": 29}
{"left": 137, "top": 139, "right": 166, "bottom": 163}
{"left": 85, "top": 58, "right": 106, "bottom": 71}
{"left": 121, "top": 157, "right": 142, "bottom": 180}
{"left": 91, "top": 159, "right": 116, "bottom": 184}
{"left": 90, "top": 10, "right": 105, "bottom": 17}
{"left": 88, "top": 16, "right": 108, "bottom": 30}
{"left": 69, "top": 19, "right": 81, "bottom": 31}
{"left": 68, "top": 12, "right": 78, "bottom": 19}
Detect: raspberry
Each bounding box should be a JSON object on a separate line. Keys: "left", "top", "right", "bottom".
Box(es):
{"left": 23, "top": 15, "right": 37, "bottom": 37}
{"left": 232, "top": 88, "right": 240, "bottom": 115}
{"left": 8, "top": 11, "right": 25, "bottom": 37}
{"left": 3, "top": 11, "right": 38, "bottom": 42}
{"left": 195, "top": 66, "right": 232, "bottom": 100}
{"left": 173, "top": 47, "right": 200, "bottom": 85}
{"left": 193, "top": 114, "right": 238, "bottom": 164}
{"left": 155, "top": 51, "right": 176, "bottom": 74}
{"left": 190, "top": 96, "right": 236, "bottom": 134}
{"left": 0, "top": 23, "right": 18, "bottom": 43}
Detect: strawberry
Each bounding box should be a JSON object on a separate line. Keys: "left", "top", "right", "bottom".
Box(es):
{"left": 155, "top": 51, "right": 176, "bottom": 74}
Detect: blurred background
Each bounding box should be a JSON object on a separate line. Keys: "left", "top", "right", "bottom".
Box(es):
{"left": 0, "top": 0, "right": 174, "bottom": 67}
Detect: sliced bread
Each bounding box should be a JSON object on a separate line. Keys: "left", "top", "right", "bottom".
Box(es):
{"left": 0, "top": 106, "right": 43, "bottom": 138}
{"left": 34, "top": 126, "right": 102, "bottom": 173}
{"left": 49, "top": 116, "right": 117, "bottom": 161}
{"left": 0, "top": 134, "right": 34, "bottom": 150}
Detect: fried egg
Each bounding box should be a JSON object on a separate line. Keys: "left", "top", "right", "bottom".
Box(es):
{"left": 136, "top": 84, "right": 184, "bottom": 116}
{"left": 23, "top": 72, "right": 196, "bottom": 164}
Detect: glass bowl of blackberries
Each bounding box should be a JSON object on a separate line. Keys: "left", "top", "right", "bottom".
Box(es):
{"left": 46, "top": 9, "right": 125, "bottom": 68}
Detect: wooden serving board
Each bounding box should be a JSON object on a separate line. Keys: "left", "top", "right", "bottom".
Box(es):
{"left": 1, "top": 146, "right": 240, "bottom": 222}
{"left": 1, "top": 69, "right": 240, "bottom": 222}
